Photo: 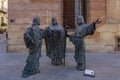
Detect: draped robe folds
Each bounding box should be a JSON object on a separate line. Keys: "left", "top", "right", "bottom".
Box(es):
{"left": 45, "top": 24, "right": 66, "bottom": 66}
{"left": 70, "top": 22, "right": 96, "bottom": 66}
{"left": 23, "top": 24, "right": 43, "bottom": 75}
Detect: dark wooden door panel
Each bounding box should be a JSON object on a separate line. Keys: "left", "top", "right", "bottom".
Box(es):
{"left": 63, "top": 0, "right": 88, "bottom": 28}
{"left": 63, "top": 0, "right": 75, "bottom": 29}
{"left": 82, "top": 0, "right": 87, "bottom": 23}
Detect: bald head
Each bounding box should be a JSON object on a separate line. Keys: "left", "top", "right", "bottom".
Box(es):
{"left": 77, "top": 16, "right": 84, "bottom": 25}
{"left": 52, "top": 17, "right": 57, "bottom": 25}
{"left": 33, "top": 16, "right": 40, "bottom": 25}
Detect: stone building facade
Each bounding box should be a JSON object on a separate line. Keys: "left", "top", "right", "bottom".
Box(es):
{"left": 0, "top": 0, "right": 8, "bottom": 25}
{"left": 8, "top": 0, "right": 120, "bottom": 53}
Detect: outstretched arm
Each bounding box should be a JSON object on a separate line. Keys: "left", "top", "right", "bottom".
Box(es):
{"left": 94, "top": 19, "right": 102, "bottom": 24}
{"left": 84, "top": 19, "right": 102, "bottom": 36}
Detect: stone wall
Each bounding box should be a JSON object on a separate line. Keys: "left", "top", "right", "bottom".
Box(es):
{"left": 8, "top": 0, "right": 62, "bottom": 52}
{"left": 85, "top": 0, "right": 120, "bottom": 53}
{"left": 8, "top": 0, "right": 120, "bottom": 53}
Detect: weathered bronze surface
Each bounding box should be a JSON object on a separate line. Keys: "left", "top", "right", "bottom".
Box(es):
{"left": 22, "top": 17, "right": 44, "bottom": 78}
{"left": 45, "top": 17, "right": 66, "bottom": 66}
{"left": 70, "top": 16, "right": 101, "bottom": 71}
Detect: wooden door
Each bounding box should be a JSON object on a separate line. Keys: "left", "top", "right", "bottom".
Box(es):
{"left": 82, "top": 0, "right": 88, "bottom": 23}
{"left": 63, "top": 0, "right": 75, "bottom": 29}
{"left": 63, "top": 0, "right": 88, "bottom": 28}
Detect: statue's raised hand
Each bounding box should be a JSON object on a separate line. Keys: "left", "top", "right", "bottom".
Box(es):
{"left": 95, "top": 19, "right": 102, "bottom": 24}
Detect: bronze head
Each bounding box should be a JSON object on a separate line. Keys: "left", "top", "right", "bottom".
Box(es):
{"left": 33, "top": 16, "right": 40, "bottom": 25}
{"left": 52, "top": 17, "right": 57, "bottom": 25}
{"left": 77, "top": 16, "right": 84, "bottom": 25}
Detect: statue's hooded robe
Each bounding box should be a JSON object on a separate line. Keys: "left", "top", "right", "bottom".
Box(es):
{"left": 22, "top": 17, "right": 43, "bottom": 78}
{"left": 45, "top": 24, "right": 66, "bottom": 66}
{"left": 70, "top": 16, "right": 97, "bottom": 70}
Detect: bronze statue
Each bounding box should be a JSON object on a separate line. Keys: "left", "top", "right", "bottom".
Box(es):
{"left": 45, "top": 17, "right": 66, "bottom": 66}
{"left": 22, "top": 16, "right": 44, "bottom": 78}
{"left": 70, "top": 16, "right": 101, "bottom": 71}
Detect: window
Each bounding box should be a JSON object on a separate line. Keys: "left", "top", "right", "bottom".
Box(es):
{"left": 63, "top": 0, "right": 75, "bottom": 28}
{"left": 115, "top": 36, "right": 120, "bottom": 51}
{"left": 63, "top": 0, "right": 89, "bottom": 29}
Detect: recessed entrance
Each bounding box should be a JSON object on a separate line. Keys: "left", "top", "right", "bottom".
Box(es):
{"left": 63, "top": 0, "right": 89, "bottom": 29}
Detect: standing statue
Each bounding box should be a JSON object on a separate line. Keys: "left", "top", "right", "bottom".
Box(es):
{"left": 45, "top": 17, "right": 66, "bottom": 66}
{"left": 70, "top": 16, "right": 101, "bottom": 71}
{"left": 22, "top": 16, "right": 44, "bottom": 78}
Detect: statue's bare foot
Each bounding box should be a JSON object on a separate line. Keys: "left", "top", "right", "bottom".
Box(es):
{"left": 22, "top": 70, "right": 40, "bottom": 78}
{"left": 22, "top": 73, "right": 30, "bottom": 78}
{"left": 76, "top": 63, "right": 85, "bottom": 71}
{"left": 32, "top": 70, "right": 40, "bottom": 74}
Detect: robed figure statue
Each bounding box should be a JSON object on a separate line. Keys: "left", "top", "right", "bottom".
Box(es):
{"left": 70, "top": 16, "right": 101, "bottom": 71}
{"left": 22, "top": 17, "right": 43, "bottom": 78}
{"left": 45, "top": 17, "right": 66, "bottom": 66}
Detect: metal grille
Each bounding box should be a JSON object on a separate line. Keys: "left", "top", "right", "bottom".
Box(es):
{"left": 63, "top": 0, "right": 88, "bottom": 29}
{"left": 115, "top": 36, "right": 120, "bottom": 51}
{"left": 63, "top": 0, "right": 75, "bottom": 29}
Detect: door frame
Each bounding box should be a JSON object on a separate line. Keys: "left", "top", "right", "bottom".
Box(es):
{"left": 62, "top": 0, "right": 90, "bottom": 29}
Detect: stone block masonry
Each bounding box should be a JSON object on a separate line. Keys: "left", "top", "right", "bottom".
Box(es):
{"left": 8, "top": 0, "right": 120, "bottom": 53}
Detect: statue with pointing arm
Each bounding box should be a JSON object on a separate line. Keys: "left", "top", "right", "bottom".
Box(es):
{"left": 69, "top": 16, "right": 102, "bottom": 71}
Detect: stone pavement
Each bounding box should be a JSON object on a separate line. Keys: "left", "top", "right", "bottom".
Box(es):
{"left": 0, "top": 33, "right": 120, "bottom": 80}
{"left": 0, "top": 53, "right": 120, "bottom": 80}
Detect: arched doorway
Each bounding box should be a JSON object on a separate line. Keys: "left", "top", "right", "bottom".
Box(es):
{"left": 63, "top": 0, "right": 89, "bottom": 29}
